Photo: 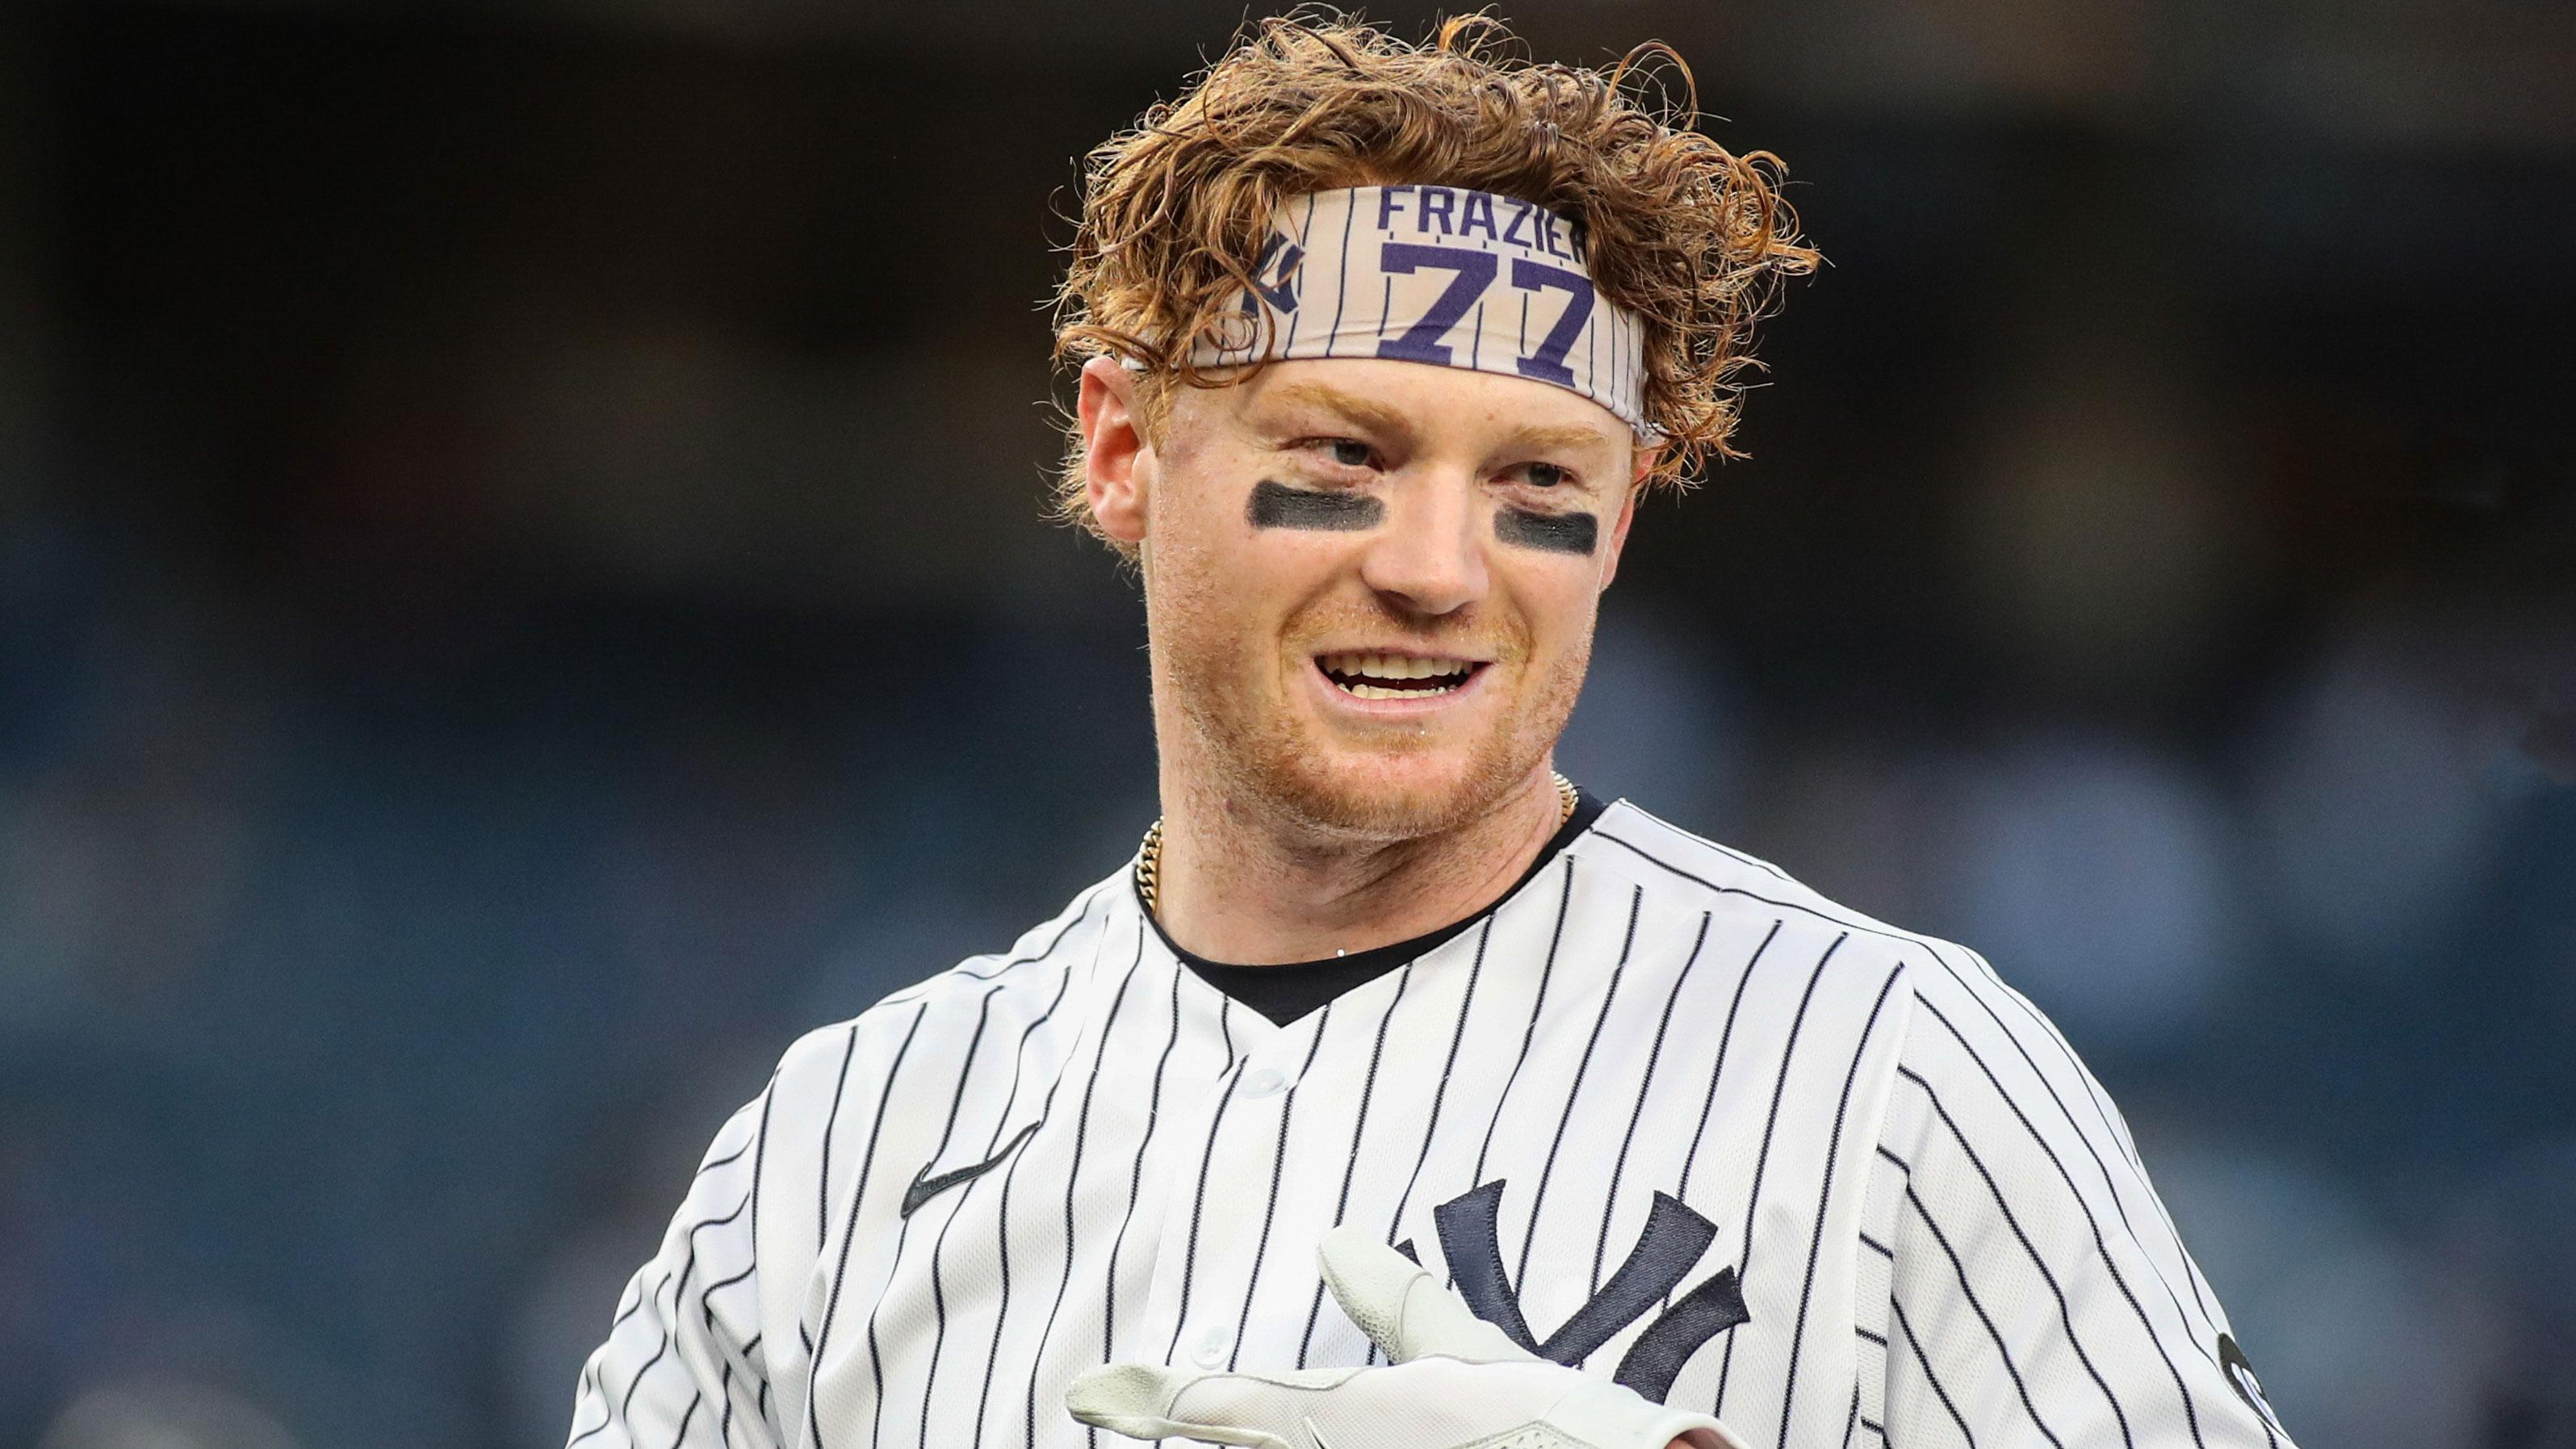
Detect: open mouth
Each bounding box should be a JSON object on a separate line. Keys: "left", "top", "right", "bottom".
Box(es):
{"left": 1316, "top": 652, "right": 1485, "bottom": 700}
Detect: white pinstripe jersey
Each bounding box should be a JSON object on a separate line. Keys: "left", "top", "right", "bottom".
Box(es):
{"left": 569, "top": 799, "right": 2294, "bottom": 1449}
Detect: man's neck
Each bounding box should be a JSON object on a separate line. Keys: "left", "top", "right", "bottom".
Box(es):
{"left": 1150, "top": 763, "right": 1570, "bottom": 967}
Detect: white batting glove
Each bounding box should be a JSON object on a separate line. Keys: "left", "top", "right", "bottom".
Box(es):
{"left": 1066, "top": 1226, "right": 1748, "bottom": 1449}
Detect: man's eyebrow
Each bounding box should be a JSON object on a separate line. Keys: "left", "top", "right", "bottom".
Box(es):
{"left": 1261, "top": 380, "right": 1616, "bottom": 455}
{"left": 1504, "top": 423, "right": 1619, "bottom": 455}
{"left": 1263, "top": 381, "right": 1418, "bottom": 441}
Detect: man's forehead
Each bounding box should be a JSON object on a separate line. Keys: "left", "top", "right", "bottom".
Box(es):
{"left": 1230, "top": 362, "right": 1630, "bottom": 454}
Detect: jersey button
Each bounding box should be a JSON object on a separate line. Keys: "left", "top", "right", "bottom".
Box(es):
{"left": 1190, "top": 1325, "right": 1229, "bottom": 1369}
{"left": 1239, "top": 1067, "right": 1286, "bottom": 1099}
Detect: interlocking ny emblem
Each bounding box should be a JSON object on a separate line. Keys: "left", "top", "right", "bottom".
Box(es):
{"left": 1420, "top": 1181, "right": 1748, "bottom": 1404}
{"left": 1240, "top": 228, "right": 1305, "bottom": 316}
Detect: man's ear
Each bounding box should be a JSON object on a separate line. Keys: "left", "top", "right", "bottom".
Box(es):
{"left": 1598, "top": 446, "right": 1657, "bottom": 590}
{"left": 1079, "top": 356, "right": 1150, "bottom": 547}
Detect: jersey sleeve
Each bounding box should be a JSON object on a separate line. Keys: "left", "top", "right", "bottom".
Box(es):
{"left": 1861, "top": 949, "right": 2294, "bottom": 1449}
{"left": 567, "top": 1080, "right": 783, "bottom": 1449}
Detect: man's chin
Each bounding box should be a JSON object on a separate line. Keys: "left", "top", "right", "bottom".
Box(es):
{"left": 1264, "top": 750, "right": 1522, "bottom": 843}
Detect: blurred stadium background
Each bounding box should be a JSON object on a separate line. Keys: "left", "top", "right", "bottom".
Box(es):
{"left": 1, "top": 0, "right": 2571, "bottom": 1446}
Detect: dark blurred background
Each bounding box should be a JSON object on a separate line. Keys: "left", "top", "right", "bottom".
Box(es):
{"left": 1, "top": 1, "right": 2570, "bottom": 1446}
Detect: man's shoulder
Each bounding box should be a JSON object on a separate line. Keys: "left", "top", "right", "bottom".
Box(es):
{"left": 769, "top": 871, "right": 1129, "bottom": 1095}
{"left": 1581, "top": 798, "right": 2057, "bottom": 1034}
{"left": 1582, "top": 798, "right": 1958, "bottom": 961}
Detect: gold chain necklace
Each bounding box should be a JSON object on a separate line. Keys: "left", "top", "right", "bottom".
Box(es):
{"left": 1135, "top": 773, "right": 1577, "bottom": 919}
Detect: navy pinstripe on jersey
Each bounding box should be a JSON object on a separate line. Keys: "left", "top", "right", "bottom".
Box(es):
{"left": 568, "top": 800, "right": 2292, "bottom": 1449}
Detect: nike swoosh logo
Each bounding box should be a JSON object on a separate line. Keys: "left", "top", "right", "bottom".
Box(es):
{"left": 900, "top": 1121, "right": 1040, "bottom": 1217}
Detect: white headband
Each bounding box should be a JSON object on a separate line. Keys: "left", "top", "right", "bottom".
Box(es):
{"left": 1183, "top": 185, "right": 1657, "bottom": 442}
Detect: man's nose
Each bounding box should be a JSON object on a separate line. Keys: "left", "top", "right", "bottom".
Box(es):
{"left": 1357, "top": 473, "right": 1489, "bottom": 618}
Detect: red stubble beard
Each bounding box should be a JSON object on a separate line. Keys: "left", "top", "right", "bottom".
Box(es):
{"left": 1154, "top": 585, "right": 1592, "bottom": 844}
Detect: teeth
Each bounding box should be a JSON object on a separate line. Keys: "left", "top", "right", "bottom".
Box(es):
{"left": 1343, "top": 681, "right": 1460, "bottom": 699}
{"left": 1322, "top": 652, "right": 1472, "bottom": 682}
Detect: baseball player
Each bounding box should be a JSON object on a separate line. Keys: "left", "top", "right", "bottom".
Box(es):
{"left": 568, "top": 16, "right": 2295, "bottom": 1449}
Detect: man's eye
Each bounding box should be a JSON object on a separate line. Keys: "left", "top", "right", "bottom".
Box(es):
{"left": 1514, "top": 462, "right": 1574, "bottom": 488}
{"left": 1324, "top": 439, "right": 1375, "bottom": 469}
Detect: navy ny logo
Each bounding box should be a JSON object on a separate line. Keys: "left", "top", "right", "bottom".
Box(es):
{"left": 1242, "top": 229, "right": 1305, "bottom": 315}
{"left": 1422, "top": 1181, "right": 1748, "bottom": 1404}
